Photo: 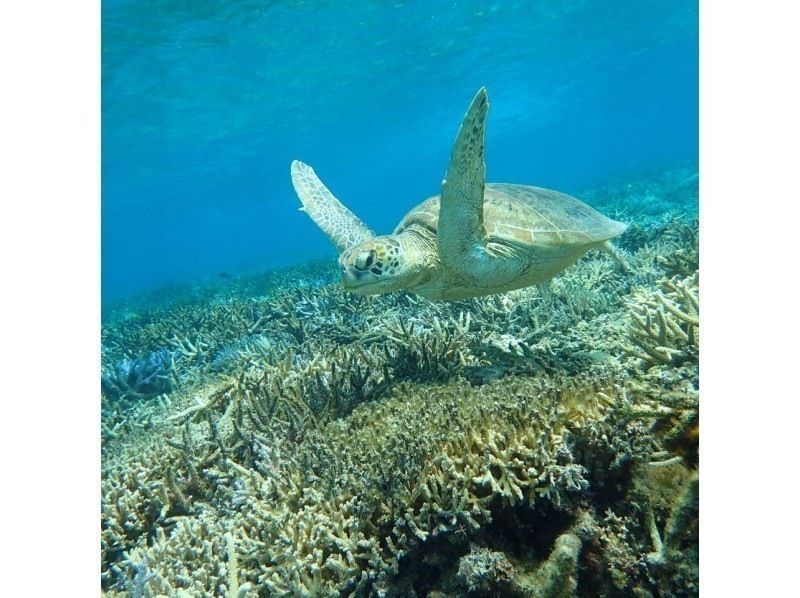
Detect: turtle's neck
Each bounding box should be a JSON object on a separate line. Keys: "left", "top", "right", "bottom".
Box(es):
{"left": 395, "top": 224, "right": 439, "bottom": 286}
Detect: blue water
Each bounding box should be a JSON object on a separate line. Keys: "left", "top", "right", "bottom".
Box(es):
{"left": 102, "top": 0, "right": 697, "bottom": 300}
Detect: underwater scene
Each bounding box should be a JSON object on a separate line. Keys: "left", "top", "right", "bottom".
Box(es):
{"left": 102, "top": 1, "right": 698, "bottom": 597}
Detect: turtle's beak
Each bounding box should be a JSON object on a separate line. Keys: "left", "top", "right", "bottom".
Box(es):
{"left": 340, "top": 265, "right": 359, "bottom": 287}
{"left": 339, "top": 261, "right": 365, "bottom": 289}
{"left": 340, "top": 266, "right": 374, "bottom": 294}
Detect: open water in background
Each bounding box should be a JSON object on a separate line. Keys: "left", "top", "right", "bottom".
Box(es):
{"left": 102, "top": 0, "right": 698, "bottom": 301}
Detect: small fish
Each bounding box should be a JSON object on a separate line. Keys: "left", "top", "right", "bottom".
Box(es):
{"left": 217, "top": 272, "right": 232, "bottom": 279}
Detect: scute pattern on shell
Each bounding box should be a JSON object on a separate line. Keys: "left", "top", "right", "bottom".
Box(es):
{"left": 395, "top": 183, "right": 626, "bottom": 250}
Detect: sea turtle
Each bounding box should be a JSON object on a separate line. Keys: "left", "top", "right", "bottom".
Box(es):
{"left": 290, "top": 88, "right": 627, "bottom": 301}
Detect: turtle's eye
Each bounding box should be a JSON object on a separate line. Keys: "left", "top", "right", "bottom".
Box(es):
{"left": 354, "top": 250, "right": 375, "bottom": 271}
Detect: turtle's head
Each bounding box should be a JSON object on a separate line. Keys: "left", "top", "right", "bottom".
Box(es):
{"left": 339, "top": 235, "right": 423, "bottom": 295}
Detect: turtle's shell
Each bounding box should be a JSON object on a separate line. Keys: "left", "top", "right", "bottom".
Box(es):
{"left": 394, "top": 183, "right": 626, "bottom": 248}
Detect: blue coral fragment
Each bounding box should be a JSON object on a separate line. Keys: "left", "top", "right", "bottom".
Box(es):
{"left": 102, "top": 349, "right": 175, "bottom": 400}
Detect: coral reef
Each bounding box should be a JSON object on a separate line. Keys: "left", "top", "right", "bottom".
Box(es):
{"left": 101, "top": 168, "right": 699, "bottom": 597}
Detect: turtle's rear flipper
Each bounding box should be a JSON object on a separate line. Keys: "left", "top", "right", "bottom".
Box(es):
{"left": 598, "top": 241, "right": 631, "bottom": 272}
{"left": 290, "top": 160, "right": 375, "bottom": 253}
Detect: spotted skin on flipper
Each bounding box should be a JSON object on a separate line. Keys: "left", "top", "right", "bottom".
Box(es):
{"left": 290, "top": 160, "right": 375, "bottom": 252}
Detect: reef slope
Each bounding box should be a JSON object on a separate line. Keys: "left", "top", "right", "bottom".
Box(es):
{"left": 101, "top": 168, "right": 699, "bottom": 597}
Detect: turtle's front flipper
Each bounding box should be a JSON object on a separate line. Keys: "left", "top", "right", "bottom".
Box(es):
{"left": 439, "top": 88, "right": 488, "bottom": 267}
{"left": 290, "top": 160, "right": 375, "bottom": 253}
{"left": 438, "top": 89, "right": 525, "bottom": 284}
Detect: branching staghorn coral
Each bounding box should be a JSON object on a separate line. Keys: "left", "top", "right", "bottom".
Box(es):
{"left": 382, "top": 312, "right": 477, "bottom": 381}
{"left": 159, "top": 309, "right": 481, "bottom": 436}
{"left": 102, "top": 439, "right": 198, "bottom": 588}
{"left": 102, "top": 374, "right": 624, "bottom": 596}
{"left": 215, "top": 377, "right": 616, "bottom": 596}
{"left": 103, "top": 327, "right": 695, "bottom": 592}
{"left": 549, "top": 254, "right": 626, "bottom": 319}
{"left": 101, "top": 405, "right": 237, "bottom": 593}
{"left": 655, "top": 217, "right": 699, "bottom": 277}
{"left": 624, "top": 271, "right": 699, "bottom": 368}
{"left": 116, "top": 509, "right": 240, "bottom": 597}
{"left": 103, "top": 249, "right": 639, "bottom": 411}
